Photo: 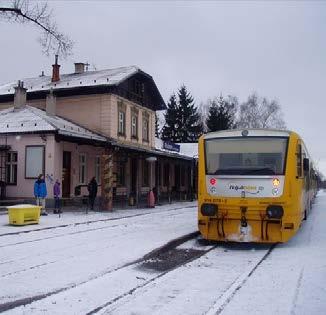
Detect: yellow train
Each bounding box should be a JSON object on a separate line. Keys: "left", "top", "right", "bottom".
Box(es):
{"left": 198, "top": 129, "right": 318, "bottom": 243}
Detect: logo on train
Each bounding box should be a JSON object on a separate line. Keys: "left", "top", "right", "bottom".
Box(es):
{"left": 229, "top": 184, "right": 264, "bottom": 194}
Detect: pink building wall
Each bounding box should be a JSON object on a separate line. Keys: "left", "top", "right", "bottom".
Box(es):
{"left": 4, "top": 133, "right": 104, "bottom": 199}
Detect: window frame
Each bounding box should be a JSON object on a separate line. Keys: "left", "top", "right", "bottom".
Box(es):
{"left": 118, "top": 110, "right": 126, "bottom": 136}
{"left": 6, "top": 151, "right": 18, "bottom": 185}
{"left": 142, "top": 113, "right": 149, "bottom": 142}
{"left": 117, "top": 100, "right": 126, "bottom": 137}
{"left": 131, "top": 111, "right": 138, "bottom": 139}
{"left": 204, "top": 136, "right": 289, "bottom": 176}
{"left": 296, "top": 143, "right": 302, "bottom": 178}
{"left": 25, "top": 145, "right": 45, "bottom": 179}
{"left": 79, "top": 153, "right": 87, "bottom": 184}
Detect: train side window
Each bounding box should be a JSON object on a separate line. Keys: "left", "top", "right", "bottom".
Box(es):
{"left": 296, "top": 144, "right": 302, "bottom": 177}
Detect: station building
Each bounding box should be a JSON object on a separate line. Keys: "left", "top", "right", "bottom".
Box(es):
{"left": 0, "top": 60, "right": 197, "bottom": 209}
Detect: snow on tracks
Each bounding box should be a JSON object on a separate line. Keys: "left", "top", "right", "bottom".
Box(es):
{"left": 0, "top": 204, "right": 197, "bottom": 313}
{"left": 0, "top": 232, "right": 205, "bottom": 314}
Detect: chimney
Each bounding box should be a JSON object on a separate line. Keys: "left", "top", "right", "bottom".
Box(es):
{"left": 14, "top": 80, "right": 27, "bottom": 110}
{"left": 52, "top": 55, "right": 60, "bottom": 82}
{"left": 46, "top": 89, "right": 56, "bottom": 116}
{"left": 74, "top": 62, "right": 85, "bottom": 74}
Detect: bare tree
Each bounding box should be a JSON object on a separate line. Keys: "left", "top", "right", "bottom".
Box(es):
{"left": 237, "top": 93, "right": 286, "bottom": 129}
{"left": 0, "top": 0, "right": 73, "bottom": 57}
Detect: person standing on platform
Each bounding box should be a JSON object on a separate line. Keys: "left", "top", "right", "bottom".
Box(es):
{"left": 87, "top": 177, "right": 98, "bottom": 210}
{"left": 53, "top": 179, "right": 62, "bottom": 214}
{"left": 34, "top": 174, "right": 48, "bottom": 216}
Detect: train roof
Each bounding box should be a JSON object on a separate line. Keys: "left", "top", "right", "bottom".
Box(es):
{"left": 203, "top": 129, "right": 292, "bottom": 139}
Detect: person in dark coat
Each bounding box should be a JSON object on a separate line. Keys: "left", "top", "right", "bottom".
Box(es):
{"left": 34, "top": 174, "right": 48, "bottom": 215}
{"left": 87, "top": 177, "right": 98, "bottom": 210}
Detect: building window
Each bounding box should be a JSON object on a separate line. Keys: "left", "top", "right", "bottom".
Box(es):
{"left": 6, "top": 152, "right": 17, "bottom": 185}
{"left": 118, "top": 111, "right": 125, "bottom": 135}
{"left": 131, "top": 114, "right": 138, "bottom": 139}
{"left": 116, "top": 161, "right": 125, "bottom": 186}
{"left": 79, "top": 154, "right": 87, "bottom": 184}
{"left": 25, "top": 146, "right": 45, "bottom": 179}
{"left": 117, "top": 100, "right": 126, "bottom": 136}
{"left": 95, "top": 156, "right": 101, "bottom": 183}
{"left": 133, "top": 80, "right": 144, "bottom": 97}
{"left": 142, "top": 114, "right": 149, "bottom": 142}
{"left": 142, "top": 160, "right": 149, "bottom": 187}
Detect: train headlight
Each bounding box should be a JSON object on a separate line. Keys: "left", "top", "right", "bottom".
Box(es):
{"left": 272, "top": 178, "right": 280, "bottom": 186}
{"left": 201, "top": 203, "right": 218, "bottom": 216}
{"left": 266, "top": 205, "right": 284, "bottom": 219}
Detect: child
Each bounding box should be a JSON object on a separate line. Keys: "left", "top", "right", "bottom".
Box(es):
{"left": 53, "top": 179, "right": 62, "bottom": 214}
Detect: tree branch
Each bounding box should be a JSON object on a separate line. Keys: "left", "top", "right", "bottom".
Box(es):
{"left": 0, "top": 1, "right": 73, "bottom": 57}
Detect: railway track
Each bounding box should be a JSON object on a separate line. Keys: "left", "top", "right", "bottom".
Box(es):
{"left": 0, "top": 236, "right": 277, "bottom": 315}
{"left": 205, "top": 244, "right": 276, "bottom": 315}
{"left": 0, "top": 231, "right": 204, "bottom": 313}
{"left": 93, "top": 244, "right": 276, "bottom": 315}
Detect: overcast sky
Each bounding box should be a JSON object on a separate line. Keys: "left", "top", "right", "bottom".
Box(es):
{"left": 1, "top": 1, "right": 326, "bottom": 174}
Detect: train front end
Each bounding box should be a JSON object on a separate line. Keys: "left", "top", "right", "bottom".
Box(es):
{"left": 198, "top": 129, "right": 301, "bottom": 243}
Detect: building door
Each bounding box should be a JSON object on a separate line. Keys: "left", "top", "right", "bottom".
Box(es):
{"left": 62, "top": 151, "right": 71, "bottom": 198}
{"left": 131, "top": 158, "right": 138, "bottom": 194}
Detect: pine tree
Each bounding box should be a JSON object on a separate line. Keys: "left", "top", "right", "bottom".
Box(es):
{"left": 161, "top": 94, "right": 178, "bottom": 142}
{"left": 206, "top": 99, "right": 220, "bottom": 132}
{"left": 176, "top": 85, "right": 203, "bottom": 142}
{"left": 206, "top": 96, "right": 237, "bottom": 132}
{"left": 162, "top": 86, "right": 204, "bottom": 143}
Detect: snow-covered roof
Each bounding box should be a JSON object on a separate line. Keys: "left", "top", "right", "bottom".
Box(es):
{"left": 0, "top": 66, "right": 140, "bottom": 96}
{"left": 0, "top": 106, "right": 107, "bottom": 142}
{"left": 155, "top": 137, "right": 198, "bottom": 159}
{"left": 178, "top": 143, "right": 198, "bottom": 158}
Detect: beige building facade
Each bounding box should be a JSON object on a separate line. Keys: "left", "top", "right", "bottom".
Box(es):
{"left": 0, "top": 61, "right": 196, "bottom": 209}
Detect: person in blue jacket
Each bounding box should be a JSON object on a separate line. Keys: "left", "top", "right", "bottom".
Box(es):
{"left": 34, "top": 174, "right": 48, "bottom": 216}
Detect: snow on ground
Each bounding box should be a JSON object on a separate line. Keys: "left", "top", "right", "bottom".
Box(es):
{"left": 0, "top": 202, "right": 197, "bottom": 310}
{"left": 1, "top": 192, "right": 326, "bottom": 315}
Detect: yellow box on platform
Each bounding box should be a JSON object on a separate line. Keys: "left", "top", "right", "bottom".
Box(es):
{"left": 7, "top": 204, "right": 42, "bottom": 226}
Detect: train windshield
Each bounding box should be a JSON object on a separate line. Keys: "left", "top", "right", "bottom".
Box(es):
{"left": 205, "top": 137, "right": 288, "bottom": 175}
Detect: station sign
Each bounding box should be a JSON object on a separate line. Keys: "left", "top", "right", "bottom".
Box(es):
{"left": 163, "top": 141, "right": 180, "bottom": 153}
